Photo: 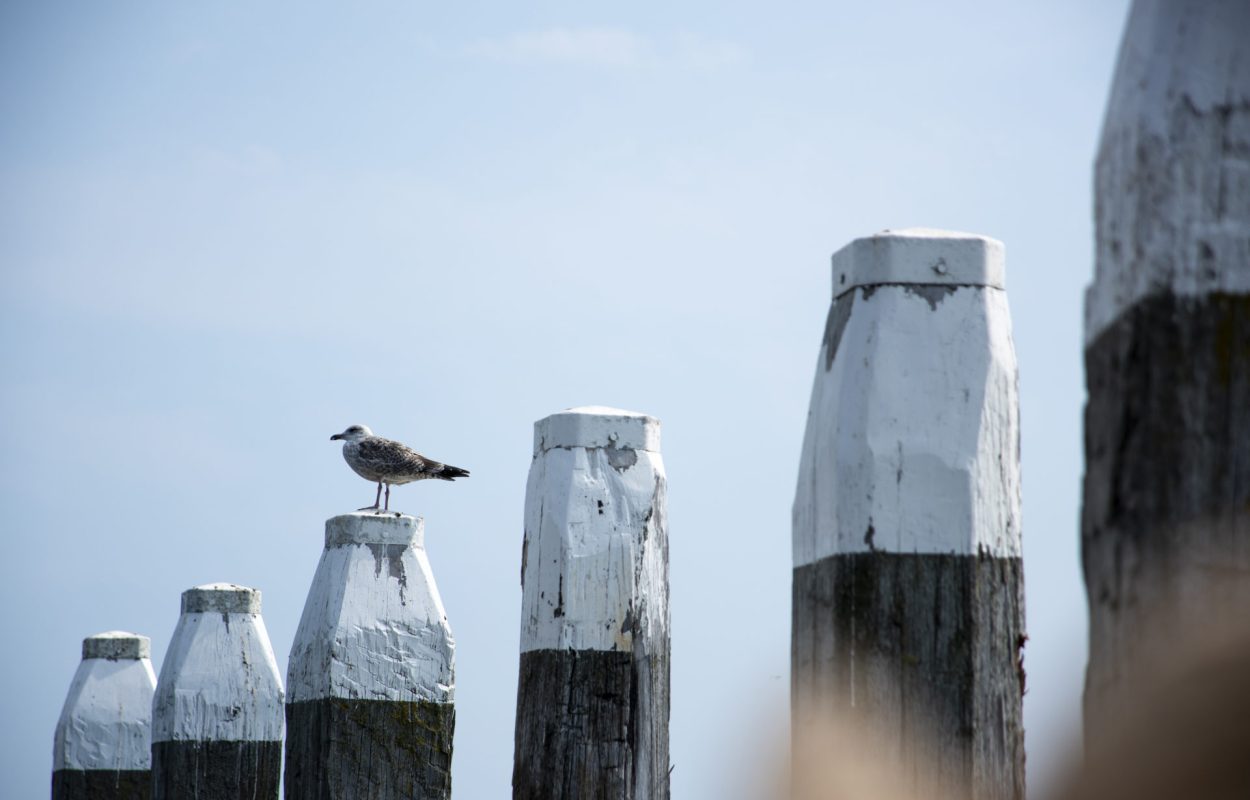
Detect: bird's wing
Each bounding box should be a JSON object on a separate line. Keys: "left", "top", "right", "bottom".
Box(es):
{"left": 355, "top": 436, "right": 429, "bottom": 475}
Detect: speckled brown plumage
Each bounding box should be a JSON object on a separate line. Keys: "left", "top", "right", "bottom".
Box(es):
{"left": 331, "top": 424, "right": 469, "bottom": 511}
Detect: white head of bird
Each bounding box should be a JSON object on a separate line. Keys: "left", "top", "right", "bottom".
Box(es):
{"left": 330, "top": 424, "right": 373, "bottom": 443}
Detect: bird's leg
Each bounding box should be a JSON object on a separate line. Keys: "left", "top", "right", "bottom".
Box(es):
{"left": 384, "top": 484, "right": 391, "bottom": 511}
{"left": 358, "top": 482, "right": 382, "bottom": 512}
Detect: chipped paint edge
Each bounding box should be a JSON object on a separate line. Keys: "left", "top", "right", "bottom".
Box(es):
{"left": 831, "top": 229, "right": 1006, "bottom": 295}
{"left": 534, "top": 405, "right": 661, "bottom": 456}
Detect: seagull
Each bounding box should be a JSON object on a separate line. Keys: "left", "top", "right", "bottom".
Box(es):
{"left": 330, "top": 424, "right": 469, "bottom": 512}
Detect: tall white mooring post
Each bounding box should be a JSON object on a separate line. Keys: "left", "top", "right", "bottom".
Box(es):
{"left": 1082, "top": 0, "right": 1250, "bottom": 740}
{"left": 792, "top": 230, "right": 1025, "bottom": 799}
{"left": 513, "top": 407, "right": 670, "bottom": 800}
{"left": 285, "top": 512, "right": 456, "bottom": 799}
{"left": 53, "top": 631, "right": 157, "bottom": 800}
{"left": 151, "top": 583, "right": 285, "bottom": 799}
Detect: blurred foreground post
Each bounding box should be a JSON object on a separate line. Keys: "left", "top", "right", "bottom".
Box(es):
{"left": 151, "top": 583, "right": 284, "bottom": 799}
{"left": 513, "top": 407, "right": 670, "bottom": 800}
{"left": 1082, "top": 0, "right": 1250, "bottom": 739}
{"left": 53, "top": 631, "right": 157, "bottom": 800}
{"left": 792, "top": 230, "right": 1025, "bottom": 799}
{"left": 285, "top": 512, "right": 455, "bottom": 799}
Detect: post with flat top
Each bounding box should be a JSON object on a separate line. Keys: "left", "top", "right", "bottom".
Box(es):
{"left": 53, "top": 631, "right": 157, "bottom": 800}
{"left": 285, "top": 512, "right": 456, "bottom": 799}
{"left": 1082, "top": 0, "right": 1250, "bottom": 742}
{"left": 151, "top": 583, "right": 285, "bottom": 799}
{"left": 513, "top": 406, "right": 670, "bottom": 800}
{"left": 792, "top": 230, "right": 1025, "bottom": 799}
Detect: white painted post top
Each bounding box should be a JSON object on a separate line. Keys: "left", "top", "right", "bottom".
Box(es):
{"left": 154, "top": 583, "right": 284, "bottom": 743}
{"left": 1100, "top": 0, "right": 1250, "bottom": 141}
{"left": 534, "top": 406, "right": 660, "bottom": 455}
{"left": 83, "top": 631, "right": 150, "bottom": 661}
{"left": 522, "top": 407, "right": 668, "bottom": 654}
{"left": 1084, "top": 1, "right": 1250, "bottom": 342}
{"left": 287, "top": 512, "right": 452, "bottom": 704}
{"left": 795, "top": 230, "right": 1020, "bottom": 562}
{"left": 181, "top": 583, "right": 261, "bottom": 614}
{"left": 325, "top": 511, "right": 424, "bottom": 547}
{"left": 55, "top": 634, "right": 157, "bottom": 772}
{"left": 831, "top": 228, "right": 1006, "bottom": 295}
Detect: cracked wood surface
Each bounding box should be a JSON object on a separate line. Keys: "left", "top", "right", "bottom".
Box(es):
{"left": 285, "top": 699, "right": 454, "bottom": 800}
{"left": 152, "top": 741, "right": 281, "bottom": 800}
{"left": 793, "top": 553, "right": 1025, "bottom": 800}
{"left": 513, "top": 649, "right": 669, "bottom": 800}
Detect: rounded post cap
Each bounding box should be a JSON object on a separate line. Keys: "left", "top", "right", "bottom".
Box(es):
{"left": 325, "top": 512, "right": 423, "bottom": 547}
{"left": 181, "top": 583, "right": 261, "bottom": 615}
{"left": 534, "top": 406, "right": 660, "bottom": 455}
{"left": 831, "top": 228, "right": 1005, "bottom": 295}
{"left": 82, "top": 630, "right": 151, "bottom": 660}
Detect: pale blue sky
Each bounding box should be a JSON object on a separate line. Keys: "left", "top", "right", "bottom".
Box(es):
{"left": 1, "top": 2, "right": 1129, "bottom": 797}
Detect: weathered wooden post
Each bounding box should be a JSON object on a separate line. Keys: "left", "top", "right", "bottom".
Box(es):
{"left": 792, "top": 230, "right": 1025, "bottom": 799}
{"left": 1082, "top": 0, "right": 1250, "bottom": 738}
{"left": 151, "top": 583, "right": 284, "bottom": 799}
{"left": 513, "top": 406, "right": 670, "bottom": 800}
{"left": 53, "top": 631, "right": 157, "bottom": 800}
{"left": 285, "top": 512, "right": 455, "bottom": 799}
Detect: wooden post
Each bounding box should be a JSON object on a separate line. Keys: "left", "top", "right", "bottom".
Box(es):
{"left": 513, "top": 406, "right": 670, "bottom": 800}
{"left": 285, "top": 512, "right": 455, "bottom": 799}
{"left": 1082, "top": 0, "right": 1250, "bottom": 738}
{"left": 151, "top": 583, "right": 284, "bottom": 800}
{"left": 53, "top": 631, "right": 157, "bottom": 800}
{"left": 792, "top": 230, "right": 1025, "bottom": 799}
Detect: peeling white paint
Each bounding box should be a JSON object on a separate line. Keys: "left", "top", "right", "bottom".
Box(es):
{"left": 521, "top": 408, "right": 668, "bottom": 654}
{"left": 794, "top": 230, "right": 1021, "bottom": 564}
{"left": 54, "top": 632, "right": 156, "bottom": 771}
{"left": 151, "top": 585, "right": 284, "bottom": 743}
{"left": 533, "top": 405, "right": 661, "bottom": 455}
{"left": 287, "top": 512, "right": 455, "bottom": 704}
{"left": 1085, "top": 0, "right": 1250, "bottom": 342}
{"left": 831, "top": 228, "right": 1005, "bottom": 294}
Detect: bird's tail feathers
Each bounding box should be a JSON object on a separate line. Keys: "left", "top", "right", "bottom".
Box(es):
{"left": 438, "top": 464, "right": 470, "bottom": 481}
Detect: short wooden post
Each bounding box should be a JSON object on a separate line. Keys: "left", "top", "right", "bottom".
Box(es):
{"left": 1082, "top": 0, "right": 1250, "bottom": 737}
{"left": 53, "top": 631, "right": 157, "bottom": 800}
{"left": 151, "top": 583, "right": 284, "bottom": 799}
{"left": 792, "top": 230, "right": 1025, "bottom": 799}
{"left": 285, "top": 512, "right": 455, "bottom": 799}
{"left": 512, "top": 406, "right": 670, "bottom": 800}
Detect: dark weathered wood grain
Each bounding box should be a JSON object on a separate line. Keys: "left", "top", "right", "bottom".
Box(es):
{"left": 792, "top": 552, "right": 1025, "bottom": 800}
{"left": 1082, "top": 292, "right": 1250, "bottom": 731}
{"left": 52, "top": 769, "right": 151, "bottom": 800}
{"left": 151, "top": 740, "right": 281, "bottom": 800}
{"left": 284, "top": 698, "right": 454, "bottom": 800}
{"left": 513, "top": 648, "right": 670, "bottom": 800}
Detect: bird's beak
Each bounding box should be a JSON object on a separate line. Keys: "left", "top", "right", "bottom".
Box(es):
{"left": 330, "top": 433, "right": 343, "bottom": 441}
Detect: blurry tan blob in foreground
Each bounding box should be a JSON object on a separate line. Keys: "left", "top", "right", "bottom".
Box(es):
{"left": 776, "top": 624, "right": 1250, "bottom": 800}
{"left": 1048, "top": 625, "right": 1250, "bottom": 800}
{"left": 784, "top": 716, "right": 955, "bottom": 800}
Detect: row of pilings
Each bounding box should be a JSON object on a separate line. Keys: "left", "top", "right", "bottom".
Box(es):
{"left": 52, "top": 229, "right": 1021, "bottom": 799}
{"left": 52, "top": 407, "right": 670, "bottom": 800}
{"left": 50, "top": 1, "right": 1250, "bottom": 797}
